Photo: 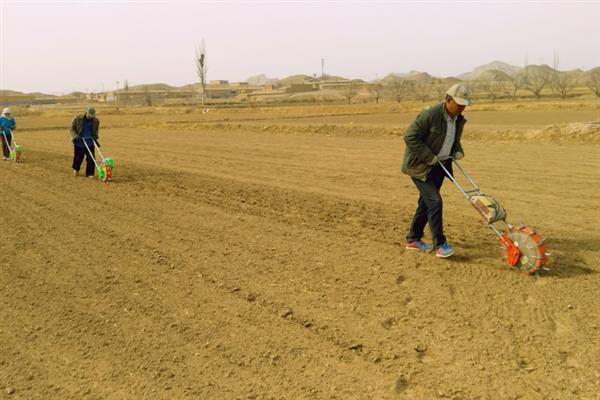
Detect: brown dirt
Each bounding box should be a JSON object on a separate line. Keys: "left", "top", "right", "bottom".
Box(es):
{"left": 1, "top": 102, "right": 599, "bottom": 399}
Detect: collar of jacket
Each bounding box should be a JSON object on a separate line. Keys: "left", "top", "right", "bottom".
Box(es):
{"left": 439, "top": 101, "right": 466, "bottom": 124}
{"left": 82, "top": 114, "right": 97, "bottom": 122}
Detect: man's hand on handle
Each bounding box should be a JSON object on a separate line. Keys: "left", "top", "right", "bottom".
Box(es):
{"left": 427, "top": 155, "right": 439, "bottom": 165}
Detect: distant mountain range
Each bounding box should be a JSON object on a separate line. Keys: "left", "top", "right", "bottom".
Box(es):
{"left": 2, "top": 61, "right": 599, "bottom": 97}
{"left": 458, "top": 61, "right": 522, "bottom": 80}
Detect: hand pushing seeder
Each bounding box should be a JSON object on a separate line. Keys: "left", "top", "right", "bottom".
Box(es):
{"left": 438, "top": 157, "right": 549, "bottom": 275}
{"left": 82, "top": 139, "right": 114, "bottom": 183}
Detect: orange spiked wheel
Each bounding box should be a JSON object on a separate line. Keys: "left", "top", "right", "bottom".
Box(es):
{"left": 502, "top": 225, "right": 548, "bottom": 274}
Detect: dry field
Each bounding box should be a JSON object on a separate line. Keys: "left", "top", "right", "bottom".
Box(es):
{"left": 1, "top": 100, "right": 599, "bottom": 399}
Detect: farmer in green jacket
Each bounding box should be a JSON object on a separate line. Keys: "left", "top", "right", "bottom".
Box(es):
{"left": 402, "top": 84, "right": 471, "bottom": 258}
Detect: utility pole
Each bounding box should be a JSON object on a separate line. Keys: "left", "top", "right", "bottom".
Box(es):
{"left": 321, "top": 58, "right": 325, "bottom": 80}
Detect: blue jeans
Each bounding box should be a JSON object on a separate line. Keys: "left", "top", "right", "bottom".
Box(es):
{"left": 406, "top": 162, "right": 451, "bottom": 247}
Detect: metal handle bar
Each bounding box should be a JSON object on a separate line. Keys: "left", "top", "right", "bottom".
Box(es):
{"left": 93, "top": 139, "right": 107, "bottom": 162}
{"left": 3, "top": 129, "right": 18, "bottom": 146}
{"left": 437, "top": 156, "right": 483, "bottom": 200}
{"left": 81, "top": 138, "right": 100, "bottom": 169}
{"left": 1, "top": 130, "right": 15, "bottom": 152}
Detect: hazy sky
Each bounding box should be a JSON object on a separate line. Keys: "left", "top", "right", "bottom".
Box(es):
{"left": 1, "top": 1, "right": 599, "bottom": 94}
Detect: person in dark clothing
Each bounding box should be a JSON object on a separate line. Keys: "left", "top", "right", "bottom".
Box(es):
{"left": 401, "top": 84, "right": 471, "bottom": 258}
{"left": 70, "top": 107, "right": 100, "bottom": 177}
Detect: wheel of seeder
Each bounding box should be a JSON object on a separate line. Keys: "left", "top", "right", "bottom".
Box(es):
{"left": 502, "top": 225, "right": 548, "bottom": 275}
{"left": 10, "top": 145, "right": 22, "bottom": 162}
{"left": 97, "top": 163, "right": 113, "bottom": 183}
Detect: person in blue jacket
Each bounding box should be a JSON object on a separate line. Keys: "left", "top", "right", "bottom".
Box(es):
{"left": 70, "top": 107, "right": 100, "bottom": 177}
{"left": 0, "top": 108, "right": 17, "bottom": 161}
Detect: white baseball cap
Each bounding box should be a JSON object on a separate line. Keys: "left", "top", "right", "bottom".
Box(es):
{"left": 446, "top": 84, "right": 471, "bottom": 106}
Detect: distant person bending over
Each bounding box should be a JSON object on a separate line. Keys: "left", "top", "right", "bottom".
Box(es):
{"left": 70, "top": 107, "right": 100, "bottom": 177}
{"left": 0, "top": 108, "right": 17, "bottom": 161}
{"left": 401, "top": 84, "right": 471, "bottom": 258}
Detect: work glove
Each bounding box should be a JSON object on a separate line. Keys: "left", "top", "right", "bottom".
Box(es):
{"left": 454, "top": 151, "right": 464, "bottom": 160}
{"left": 95, "top": 141, "right": 101, "bottom": 148}
{"left": 427, "top": 155, "right": 439, "bottom": 165}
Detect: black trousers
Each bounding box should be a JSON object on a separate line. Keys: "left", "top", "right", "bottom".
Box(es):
{"left": 1, "top": 135, "right": 11, "bottom": 158}
{"left": 72, "top": 145, "right": 95, "bottom": 176}
{"left": 406, "top": 161, "right": 452, "bottom": 247}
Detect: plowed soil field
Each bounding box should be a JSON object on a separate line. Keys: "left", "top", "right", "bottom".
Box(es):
{"left": 2, "top": 101, "right": 600, "bottom": 399}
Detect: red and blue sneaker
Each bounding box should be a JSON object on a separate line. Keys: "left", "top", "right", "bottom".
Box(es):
{"left": 435, "top": 242, "right": 455, "bottom": 258}
{"left": 405, "top": 240, "right": 434, "bottom": 252}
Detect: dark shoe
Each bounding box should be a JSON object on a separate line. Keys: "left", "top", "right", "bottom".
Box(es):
{"left": 405, "top": 240, "right": 434, "bottom": 252}
{"left": 435, "top": 242, "right": 455, "bottom": 258}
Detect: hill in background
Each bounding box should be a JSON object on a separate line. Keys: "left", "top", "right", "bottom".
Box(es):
{"left": 459, "top": 61, "right": 521, "bottom": 80}
{"left": 2, "top": 60, "right": 600, "bottom": 97}
{"left": 247, "top": 74, "right": 278, "bottom": 86}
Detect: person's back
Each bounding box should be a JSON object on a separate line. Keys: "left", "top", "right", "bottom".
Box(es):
{"left": 0, "top": 108, "right": 16, "bottom": 134}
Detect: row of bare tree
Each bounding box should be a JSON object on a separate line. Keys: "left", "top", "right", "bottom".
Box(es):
{"left": 192, "top": 40, "right": 598, "bottom": 105}
{"left": 378, "top": 68, "right": 600, "bottom": 103}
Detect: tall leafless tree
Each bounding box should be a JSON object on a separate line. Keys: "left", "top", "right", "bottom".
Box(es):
{"left": 385, "top": 81, "right": 413, "bottom": 103}
{"left": 372, "top": 84, "right": 384, "bottom": 104}
{"left": 550, "top": 53, "right": 576, "bottom": 99}
{"left": 196, "top": 40, "right": 208, "bottom": 106}
{"left": 522, "top": 65, "right": 551, "bottom": 99}
{"left": 478, "top": 80, "right": 501, "bottom": 101}
{"left": 413, "top": 79, "right": 431, "bottom": 102}
{"left": 509, "top": 75, "right": 525, "bottom": 99}
{"left": 585, "top": 68, "right": 600, "bottom": 98}
{"left": 144, "top": 86, "right": 152, "bottom": 106}
{"left": 433, "top": 79, "right": 448, "bottom": 101}
{"left": 551, "top": 71, "right": 576, "bottom": 99}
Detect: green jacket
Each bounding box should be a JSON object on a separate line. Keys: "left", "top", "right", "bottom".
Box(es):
{"left": 70, "top": 114, "right": 99, "bottom": 141}
{"left": 401, "top": 102, "right": 466, "bottom": 181}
